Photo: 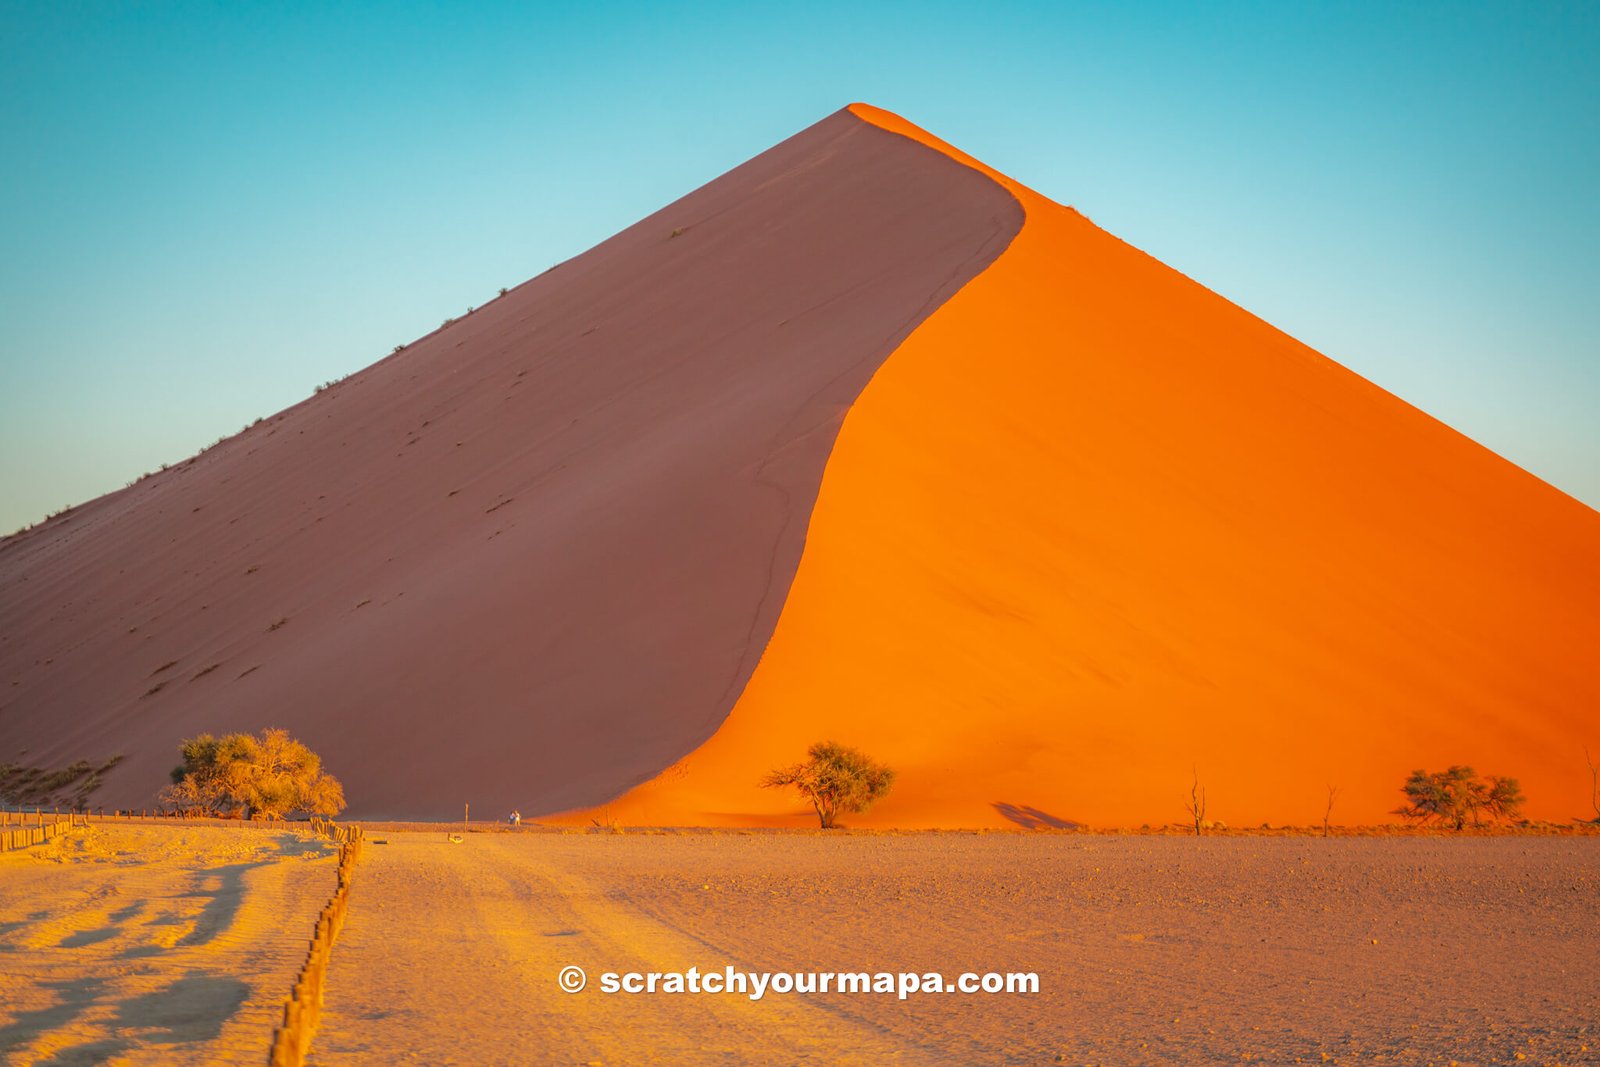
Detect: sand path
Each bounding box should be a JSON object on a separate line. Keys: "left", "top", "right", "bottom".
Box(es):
{"left": 0, "top": 822, "right": 336, "bottom": 1066}
{"left": 309, "top": 832, "right": 911, "bottom": 1064}
{"left": 311, "top": 832, "right": 1598, "bottom": 1065}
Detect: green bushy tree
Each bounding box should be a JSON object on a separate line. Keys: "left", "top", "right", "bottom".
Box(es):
{"left": 161, "top": 728, "right": 345, "bottom": 819}
{"left": 762, "top": 741, "right": 895, "bottom": 829}
{"left": 1392, "top": 765, "right": 1524, "bottom": 830}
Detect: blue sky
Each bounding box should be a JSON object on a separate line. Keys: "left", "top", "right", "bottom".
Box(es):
{"left": 3, "top": 1, "right": 1596, "bottom": 531}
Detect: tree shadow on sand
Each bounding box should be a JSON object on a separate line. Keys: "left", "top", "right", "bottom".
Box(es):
{"left": 34, "top": 1036, "right": 134, "bottom": 1066}
{"left": 112, "top": 971, "right": 249, "bottom": 1045}
{"left": 56, "top": 925, "right": 123, "bottom": 949}
{"left": 0, "top": 910, "right": 53, "bottom": 952}
{"left": 273, "top": 831, "right": 335, "bottom": 859}
{"left": 992, "top": 802, "right": 1082, "bottom": 830}
{"left": 0, "top": 977, "right": 108, "bottom": 1053}
{"left": 174, "top": 861, "right": 268, "bottom": 948}
{"left": 0, "top": 972, "right": 244, "bottom": 1064}
{"left": 52, "top": 899, "right": 145, "bottom": 950}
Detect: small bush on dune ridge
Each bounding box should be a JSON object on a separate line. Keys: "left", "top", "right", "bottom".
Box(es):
{"left": 763, "top": 741, "right": 894, "bottom": 829}
{"left": 1393, "top": 765, "right": 1524, "bottom": 831}
{"left": 161, "top": 728, "right": 345, "bottom": 820}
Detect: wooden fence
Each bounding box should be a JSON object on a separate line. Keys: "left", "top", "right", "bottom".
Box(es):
{"left": 268, "top": 815, "right": 365, "bottom": 1067}
{"left": 0, "top": 810, "right": 89, "bottom": 851}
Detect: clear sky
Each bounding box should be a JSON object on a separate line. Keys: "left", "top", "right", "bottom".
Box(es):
{"left": 2, "top": 1, "right": 1596, "bottom": 532}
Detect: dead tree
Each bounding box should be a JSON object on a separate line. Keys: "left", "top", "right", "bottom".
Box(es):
{"left": 1323, "top": 784, "right": 1340, "bottom": 838}
{"left": 1184, "top": 767, "right": 1207, "bottom": 836}
{"left": 1585, "top": 748, "right": 1600, "bottom": 825}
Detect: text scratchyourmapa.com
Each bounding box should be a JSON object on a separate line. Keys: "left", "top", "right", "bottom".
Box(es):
{"left": 557, "top": 965, "right": 1038, "bottom": 1001}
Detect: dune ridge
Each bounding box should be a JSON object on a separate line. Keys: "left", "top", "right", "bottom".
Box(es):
{"left": 574, "top": 104, "right": 1600, "bottom": 829}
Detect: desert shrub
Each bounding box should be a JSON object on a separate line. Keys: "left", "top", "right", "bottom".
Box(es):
{"left": 161, "top": 728, "right": 345, "bottom": 819}
{"left": 0, "top": 754, "right": 121, "bottom": 810}
{"left": 1392, "top": 765, "right": 1524, "bottom": 830}
{"left": 762, "top": 741, "right": 894, "bottom": 829}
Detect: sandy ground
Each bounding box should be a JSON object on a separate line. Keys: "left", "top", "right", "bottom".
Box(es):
{"left": 310, "top": 831, "right": 1599, "bottom": 1065}
{"left": 0, "top": 823, "right": 335, "bottom": 1065}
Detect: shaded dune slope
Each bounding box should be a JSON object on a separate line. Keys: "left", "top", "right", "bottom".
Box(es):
{"left": 0, "top": 108, "right": 1023, "bottom": 817}
{"left": 574, "top": 104, "right": 1600, "bottom": 829}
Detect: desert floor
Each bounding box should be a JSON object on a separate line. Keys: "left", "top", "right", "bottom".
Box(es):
{"left": 301, "top": 831, "right": 1599, "bottom": 1066}
{"left": 0, "top": 822, "right": 335, "bottom": 1066}
{"left": 4, "top": 826, "right": 1596, "bottom": 1065}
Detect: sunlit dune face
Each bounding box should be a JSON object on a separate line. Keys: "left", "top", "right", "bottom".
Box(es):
{"left": 571, "top": 105, "right": 1600, "bottom": 830}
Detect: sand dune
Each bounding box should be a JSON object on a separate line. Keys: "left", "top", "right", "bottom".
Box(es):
{"left": 3, "top": 104, "right": 1596, "bottom": 827}
{"left": 572, "top": 105, "right": 1600, "bottom": 828}
{"left": 0, "top": 108, "right": 1018, "bottom": 819}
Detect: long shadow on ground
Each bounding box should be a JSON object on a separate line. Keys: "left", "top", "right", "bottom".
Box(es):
{"left": 0, "top": 976, "right": 107, "bottom": 1054}
{"left": 112, "top": 971, "right": 250, "bottom": 1045}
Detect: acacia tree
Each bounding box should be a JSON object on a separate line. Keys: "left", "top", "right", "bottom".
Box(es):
{"left": 1392, "top": 765, "right": 1524, "bottom": 830}
{"left": 762, "top": 741, "right": 895, "bottom": 829}
{"left": 161, "top": 733, "right": 258, "bottom": 815}
{"left": 161, "top": 728, "right": 345, "bottom": 819}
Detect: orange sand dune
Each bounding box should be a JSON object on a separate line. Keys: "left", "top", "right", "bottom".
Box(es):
{"left": 6, "top": 104, "right": 1595, "bottom": 828}
{"left": 573, "top": 104, "right": 1600, "bottom": 829}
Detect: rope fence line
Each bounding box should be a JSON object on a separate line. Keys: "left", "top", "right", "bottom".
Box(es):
{"left": 268, "top": 815, "right": 365, "bottom": 1067}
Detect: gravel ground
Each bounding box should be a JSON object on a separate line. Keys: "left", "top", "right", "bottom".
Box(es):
{"left": 308, "top": 831, "right": 1599, "bottom": 1065}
